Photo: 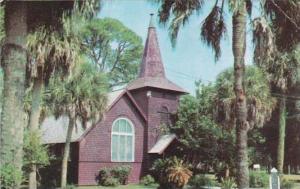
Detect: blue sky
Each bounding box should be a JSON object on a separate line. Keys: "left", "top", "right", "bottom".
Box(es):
{"left": 99, "top": 0, "right": 259, "bottom": 94}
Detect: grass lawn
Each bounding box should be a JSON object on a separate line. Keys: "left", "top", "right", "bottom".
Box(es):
{"left": 283, "top": 174, "right": 300, "bottom": 181}
{"left": 294, "top": 183, "right": 300, "bottom": 188}
{"left": 76, "top": 174, "right": 300, "bottom": 189}
{"left": 77, "top": 184, "right": 158, "bottom": 189}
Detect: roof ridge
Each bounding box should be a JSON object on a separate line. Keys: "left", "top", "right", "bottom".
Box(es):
{"left": 110, "top": 88, "right": 126, "bottom": 93}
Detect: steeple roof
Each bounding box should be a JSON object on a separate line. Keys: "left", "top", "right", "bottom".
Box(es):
{"left": 139, "top": 13, "right": 165, "bottom": 78}
{"left": 127, "top": 14, "right": 186, "bottom": 94}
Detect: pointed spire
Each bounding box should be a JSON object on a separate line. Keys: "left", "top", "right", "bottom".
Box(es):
{"left": 149, "top": 13, "right": 155, "bottom": 28}
{"left": 127, "top": 14, "right": 187, "bottom": 93}
{"left": 139, "top": 14, "right": 166, "bottom": 78}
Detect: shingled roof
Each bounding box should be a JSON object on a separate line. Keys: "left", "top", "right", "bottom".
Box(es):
{"left": 41, "top": 89, "right": 125, "bottom": 144}
{"left": 127, "top": 14, "right": 186, "bottom": 93}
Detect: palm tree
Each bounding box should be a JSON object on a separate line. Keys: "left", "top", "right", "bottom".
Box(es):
{"left": 155, "top": 0, "right": 251, "bottom": 187}
{"left": 0, "top": 69, "right": 3, "bottom": 114}
{"left": 264, "top": 1, "right": 300, "bottom": 174}
{"left": 0, "top": 1, "right": 99, "bottom": 188}
{"left": 0, "top": 2, "right": 75, "bottom": 188}
{"left": 45, "top": 61, "right": 108, "bottom": 188}
{"left": 25, "top": 2, "right": 101, "bottom": 188}
{"left": 255, "top": 49, "right": 299, "bottom": 173}
{"left": 26, "top": 26, "right": 80, "bottom": 189}
{"left": 231, "top": 4, "right": 249, "bottom": 187}
{"left": 213, "top": 66, "right": 276, "bottom": 178}
{"left": 252, "top": 0, "right": 300, "bottom": 173}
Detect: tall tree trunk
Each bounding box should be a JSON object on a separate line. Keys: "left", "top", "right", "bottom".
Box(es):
{"left": 61, "top": 110, "right": 75, "bottom": 189}
{"left": 28, "top": 78, "right": 44, "bottom": 189}
{"left": 277, "top": 97, "right": 286, "bottom": 173}
{"left": 0, "top": 2, "right": 27, "bottom": 188}
{"left": 232, "top": 2, "right": 248, "bottom": 189}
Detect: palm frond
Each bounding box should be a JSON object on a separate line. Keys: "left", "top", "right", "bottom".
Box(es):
{"left": 245, "top": 0, "right": 252, "bottom": 17}
{"left": 157, "top": 0, "right": 204, "bottom": 47}
{"left": 253, "top": 17, "right": 300, "bottom": 92}
{"left": 73, "top": 0, "right": 101, "bottom": 20}
{"left": 166, "top": 157, "right": 193, "bottom": 188}
{"left": 252, "top": 17, "right": 276, "bottom": 68}
{"left": 45, "top": 60, "right": 108, "bottom": 127}
{"left": 264, "top": 0, "right": 300, "bottom": 51}
{"left": 270, "top": 49, "right": 300, "bottom": 92}
{"left": 201, "top": 5, "right": 226, "bottom": 61}
{"left": 169, "top": 9, "right": 193, "bottom": 47}
{"left": 158, "top": 0, "right": 175, "bottom": 24}
{"left": 214, "top": 66, "right": 276, "bottom": 129}
{"left": 26, "top": 26, "right": 80, "bottom": 86}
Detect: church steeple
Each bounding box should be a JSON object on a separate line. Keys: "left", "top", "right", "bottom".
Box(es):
{"left": 127, "top": 14, "right": 186, "bottom": 94}
{"left": 139, "top": 14, "right": 166, "bottom": 78}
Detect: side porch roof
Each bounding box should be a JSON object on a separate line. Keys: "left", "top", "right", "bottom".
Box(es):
{"left": 148, "top": 134, "right": 176, "bottom": 155}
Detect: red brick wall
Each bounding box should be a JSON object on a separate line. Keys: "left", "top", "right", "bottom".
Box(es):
{"left": 131, "top": 88, "right": 180, "bottom": 150}
{"left": 78, "top": 94, "right": 146, "bottom": 185}
{"left": 130, "top": 89, "right": 149, "bottom": 115}
{"left": 130, "top": 88, "right": 181, "bottom": 171}
{"left": 77, "top": 88, "right": 182, "bottom": 186}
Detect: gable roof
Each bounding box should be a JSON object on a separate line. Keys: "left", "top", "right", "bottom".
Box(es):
{"left": 106, "top": 89, "right": 126, "bottom": 110}
{"left": 41, "top": 116, "right": 87, "bottom": 144}
{"left": 41, "top": 88, "right": 146, "bottom": 144}
{"left": 41, "top": 89, "right": 124, "bottom": 144}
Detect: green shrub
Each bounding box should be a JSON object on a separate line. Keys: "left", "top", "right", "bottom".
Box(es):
{"left": 65, "top": 184, "right": 76, "bottom": 189}
{"left": 102, "top": 177, "right": 120, "bottom": 187}
{"left": 150, "top": 158, "right": 171, "bottom": 188}
{"left": 98, "top": 168, "right": 111, "bottom": 186}
{"left": 188, "top": 174, "right": 218, "bottom": 189}
{"left": 140, "top": 175, "right": 156, "bottom": 186}
{"left": 151, "top": 157, "right": 192, "bottom": 189}
{"left": 0, "top": 163, "right": 23, "bottom": 189}
{"left": 215, "top": 165, "right": 236, "bottom": 183}
{"left": 281, "top": 179, "right": 295, "bottom": 189}
{"left": 166, "top": 157, "right": 193, "bottom": 189}
{"left": 249, "top": 170, "right": 269, "bottom": 188}
{"left": 111, "top": 165, "right": 131, "bottom": 185}
{"left": 23, "top": 131, "right": 51, "bottom": 168}
{"left": 221, "top": 177, "right": 236, "bottom": 189}
{"left": 98, "top": 165, "right": 131, "bottom": 186}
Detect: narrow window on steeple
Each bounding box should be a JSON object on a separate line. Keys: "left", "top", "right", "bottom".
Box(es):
{"left": 159, "top": 106, "right": 170, "bottom": 126}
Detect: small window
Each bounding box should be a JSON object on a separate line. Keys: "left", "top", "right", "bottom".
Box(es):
{"left": 111, "top": 118, "right": 134, "bottom": 162}
{"left": 160, "top": 106, "right": 170, "bottom": 125}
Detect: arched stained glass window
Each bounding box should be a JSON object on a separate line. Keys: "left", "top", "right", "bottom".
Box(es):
{"left": 111, "top": 118, "right": 134, "bottom": 162}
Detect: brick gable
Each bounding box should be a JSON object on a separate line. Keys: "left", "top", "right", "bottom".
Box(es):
{"left": 78, "top": 94, "right": 146, "bottom": 184}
